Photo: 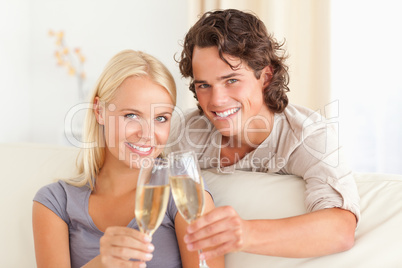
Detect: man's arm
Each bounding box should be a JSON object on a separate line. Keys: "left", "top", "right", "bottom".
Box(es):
{"left": 184, "top": 206, "right": 356, "bottom": 259}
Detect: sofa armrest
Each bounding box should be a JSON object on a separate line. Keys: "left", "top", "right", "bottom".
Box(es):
{"left": 203, "top": 170, "right": 402, "bottom": 268}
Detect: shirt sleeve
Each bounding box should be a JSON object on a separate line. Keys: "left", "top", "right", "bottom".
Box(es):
{"left": 282, "top": 123, "right": 361, "bottom": 224}
{"left": 33, "top": 181, "right": 70, "bottom": 224}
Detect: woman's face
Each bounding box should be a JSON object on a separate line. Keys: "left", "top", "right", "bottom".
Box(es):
{"left": 96, "top": 75, "right": 174, "bottom": 169}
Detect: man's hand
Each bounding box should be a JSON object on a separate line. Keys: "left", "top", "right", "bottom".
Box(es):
{"left": 184, "top": 206, "right": 249, "bottom": 260}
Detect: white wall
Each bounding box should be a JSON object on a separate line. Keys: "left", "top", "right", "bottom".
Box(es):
{"left": 0, "top": 0, "right": 32, "bottom": 143}
{"left": 0, "top": 0, "right": 194, "bottom": 145}
{"left": 331, "top": 0, "right": 402, "bottom": 174}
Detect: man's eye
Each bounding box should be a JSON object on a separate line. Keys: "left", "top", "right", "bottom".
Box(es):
{"left": 125, "top": 114, "right": 139, "bottom": 119}
{"left": 155, "top": 116, "right": 168, "bottom": 123}
{"left": 227, "top": 79, "right": 238, "bottom": 84}
{"left": 197, "top": 84, "right": 210, "bottom": 89}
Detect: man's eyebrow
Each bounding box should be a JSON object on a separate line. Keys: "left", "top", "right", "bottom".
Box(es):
{"left": 220, "top": 72, "right": 242, "bottom": 80}
{"left": 193, "top": 72, "right": 243, "bottom": 84}
{"left": 193, "top": 79, "right": 207, "bottom": 84}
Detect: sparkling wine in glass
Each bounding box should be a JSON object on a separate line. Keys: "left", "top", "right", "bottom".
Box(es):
{"left": 135, "top": 158, "right": 170, "bottom": 238}
{"left": 168, "top": 150, "right": 209, "bottom": 268}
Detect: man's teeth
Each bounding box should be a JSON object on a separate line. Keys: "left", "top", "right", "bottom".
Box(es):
{"left": 215, "top": 108, "right": 240, "bottom": 118}
{"left": 128, "top": 143, "right": 152, "bottom": 152}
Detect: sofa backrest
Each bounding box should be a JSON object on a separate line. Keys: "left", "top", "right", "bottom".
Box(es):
{"left": 0, "top": 143, "right": 80, "bottom": 267}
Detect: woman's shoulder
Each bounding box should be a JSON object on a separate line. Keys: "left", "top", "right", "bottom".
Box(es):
{"left": 35, "top": 180, "right": 90, "bottom": 199}
{"left": 33, "top": 180, "right": 91, "bottom": 224}
{"left": 34, "top": 180, "right": 66, "bottom": 200}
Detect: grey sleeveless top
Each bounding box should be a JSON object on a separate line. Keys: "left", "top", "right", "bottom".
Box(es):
{"left": 34, "top": 180, "right": 182, "bottom": 268}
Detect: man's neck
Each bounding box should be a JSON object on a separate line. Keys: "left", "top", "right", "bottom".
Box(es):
{"left": 220, "top": 111, "right": 275, "bottom": 167}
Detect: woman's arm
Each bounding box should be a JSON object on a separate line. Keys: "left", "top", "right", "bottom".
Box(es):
{"left": 175, "top": 191, "right": 225, "bottom": 268}
{"left": 32, "top": 201, "right": 71, "bottom": 268}
{"left": 33, "top": 202, "right": 153, "bottom": 268}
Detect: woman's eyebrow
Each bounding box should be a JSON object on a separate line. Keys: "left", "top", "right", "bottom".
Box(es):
{"left": 119, "top": 108, "right": 142, "bottom": 114}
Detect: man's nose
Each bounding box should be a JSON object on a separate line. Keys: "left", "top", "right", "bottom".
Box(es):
{"left": 210, "top": 86, "right": 228, "bottom": 107}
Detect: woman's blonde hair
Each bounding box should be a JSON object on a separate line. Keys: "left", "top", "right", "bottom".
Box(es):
{"left": 67, "top": 49, "right": 176, "bottom": 190}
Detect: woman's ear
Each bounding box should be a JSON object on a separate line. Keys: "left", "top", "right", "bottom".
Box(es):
{"left": 93, "top": 97, "right": 105, "bottom": 125}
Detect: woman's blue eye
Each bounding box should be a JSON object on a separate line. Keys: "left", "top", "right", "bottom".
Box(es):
{"left": 155, "top": 116, "right": 168, "bottom": 123}
{"left": 125, "top": 114, "right": 138, "bottom": 119}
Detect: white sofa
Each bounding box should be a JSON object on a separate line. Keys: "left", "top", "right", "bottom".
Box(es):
{"left": 1, "top": 143, "right": 402, "bottom": 267}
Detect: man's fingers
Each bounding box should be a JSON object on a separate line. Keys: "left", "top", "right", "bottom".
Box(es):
{"left": 187, "top": 230, "right": 232, "bottom": 251}
{"left": 187, "top": 206, "right": 238, "bottom": 233}
{"left": 183, "top": 205, "right": 248, "bottom": 259}
{"left": 185, "top": 216, "right": 240, "bottom": 244}
{"left": 200, "top": 241, "right": 239, "bottom": 261}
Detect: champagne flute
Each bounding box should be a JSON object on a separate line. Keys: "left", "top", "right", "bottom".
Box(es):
{"left": 135, "top": 158, "right": 170, "bottom": 239}
{"left": 168, "top": 150, "right": 209, "bottom": 268}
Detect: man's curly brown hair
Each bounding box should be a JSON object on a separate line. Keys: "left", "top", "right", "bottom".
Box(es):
{"left": 179, "top": 9, "right": 290, "bottom": 113}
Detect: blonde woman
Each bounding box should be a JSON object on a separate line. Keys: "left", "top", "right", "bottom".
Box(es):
{"left": 32, "top": 50, "right": 224, "bottom": 268}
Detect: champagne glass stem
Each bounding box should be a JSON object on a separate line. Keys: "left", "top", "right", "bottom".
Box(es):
{"left": 198, "top": 249, "right": 209, "bottom": 268}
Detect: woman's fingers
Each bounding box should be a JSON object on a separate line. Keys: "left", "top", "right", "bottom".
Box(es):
{"left": 104, "top": 226, "right": 151, "bottom": 243}
{"left": 101, "top": 243, "right": 153, "bottom": 261}
{"left": 100, "top": 226, "right": 154, "bottom": 267}
{"left": 101, "top": 255, "right": 147, "bottom": 268}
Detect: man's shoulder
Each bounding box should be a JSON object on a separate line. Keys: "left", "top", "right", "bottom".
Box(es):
{"left": 282, "top": 103, "right": 327, "bottom": 136}
{"left": 284, "top": 103, "right": 322, "bottom": 123}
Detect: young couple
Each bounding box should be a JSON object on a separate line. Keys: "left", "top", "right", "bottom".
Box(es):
{"left": 32, "top": 9, "right": 359, "bottom": 268}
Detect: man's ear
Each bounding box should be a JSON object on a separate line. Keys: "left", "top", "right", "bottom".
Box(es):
{"left": 93, "top": 97, "right": 105, "bottom": 125}
{"left": 262, "top": 65, "right": 273, "bottom": 87}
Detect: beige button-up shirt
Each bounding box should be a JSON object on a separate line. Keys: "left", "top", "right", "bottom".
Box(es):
{"left": 166, "top": 104, "right": 360, "bottom": 222}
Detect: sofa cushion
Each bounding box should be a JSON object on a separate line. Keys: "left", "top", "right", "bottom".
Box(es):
{"left": 203, "top": 169, "right": 402, "bottom": 268}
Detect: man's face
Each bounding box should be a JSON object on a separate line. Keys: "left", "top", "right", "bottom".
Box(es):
{"left": 192, "top": 46, "right": 273, "bottom": 144}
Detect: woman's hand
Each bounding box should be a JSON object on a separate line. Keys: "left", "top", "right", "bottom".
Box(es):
{"left": 183, "top": 206, "right": 249, "bottom": 260}
{"left": 99, "top": 226, "right": 155, "bottom": 267}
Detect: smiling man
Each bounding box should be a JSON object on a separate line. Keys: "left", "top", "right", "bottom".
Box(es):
{"left": 166, "top": 9, "right": 360, "bottom": 261}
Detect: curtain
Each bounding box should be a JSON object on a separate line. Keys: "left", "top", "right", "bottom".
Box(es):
{"left": 188, "top": 0, "right": 332, "bottom": 112}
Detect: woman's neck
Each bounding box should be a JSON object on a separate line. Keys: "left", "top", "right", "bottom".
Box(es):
{"left": 95, "top": 155, "right": 140, "bottom": 196}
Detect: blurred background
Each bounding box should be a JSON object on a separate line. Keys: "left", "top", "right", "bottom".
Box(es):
{"left": 1, "top": 0, "right": 401, "bottom": 174}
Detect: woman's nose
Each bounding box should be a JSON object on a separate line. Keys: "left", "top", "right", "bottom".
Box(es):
{"left": 136, "top": 119, "right": 152, "bottom": 141}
